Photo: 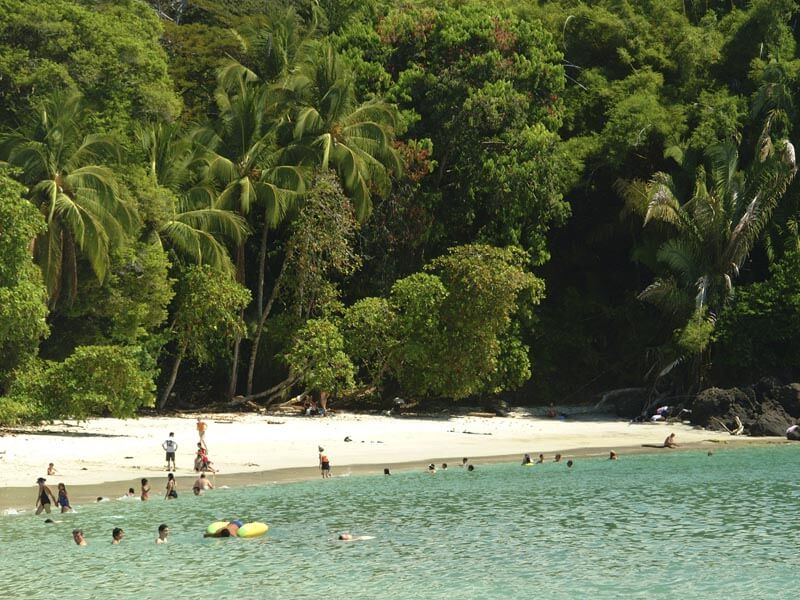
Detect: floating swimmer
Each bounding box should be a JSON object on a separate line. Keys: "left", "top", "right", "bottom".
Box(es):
{"left": 338, "top": 533, "right": 374, "bottom": 541}
{"left": 204, "top": 520, "right": 243, "bottom": 538}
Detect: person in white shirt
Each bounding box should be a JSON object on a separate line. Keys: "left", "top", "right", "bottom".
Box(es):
{"left": 162, "top": 432, "right": 178, "bottom": 470}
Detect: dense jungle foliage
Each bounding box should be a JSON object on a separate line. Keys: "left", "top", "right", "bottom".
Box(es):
{"left": 2, "top": 0, "right": 800, "bottom": 423}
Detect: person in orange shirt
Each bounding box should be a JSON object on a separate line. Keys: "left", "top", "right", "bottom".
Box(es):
{"left": 196, "top": 417, "right": 208, "bottom": 449}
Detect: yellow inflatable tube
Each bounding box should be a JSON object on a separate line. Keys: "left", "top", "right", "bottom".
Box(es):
{"left": 206, "top": 521, "right": 229, "bottom": 535}
{"left": 237, "top": 522, "right": 269, "bottom": 538}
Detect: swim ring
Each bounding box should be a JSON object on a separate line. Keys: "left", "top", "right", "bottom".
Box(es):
{"left": 206, "top": 521, "right": 229, "bottom": 535}
{"left": 237, "top": 522, "right": 269, "bottom": 538}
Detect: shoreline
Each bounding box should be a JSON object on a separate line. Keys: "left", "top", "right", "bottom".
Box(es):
{"left": 1, "top": 410, "right": 784, "bottom": 512}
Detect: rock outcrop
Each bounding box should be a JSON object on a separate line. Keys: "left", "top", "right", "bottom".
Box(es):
{"left": 691, "top": 378, "right": 800, "bottom": 437}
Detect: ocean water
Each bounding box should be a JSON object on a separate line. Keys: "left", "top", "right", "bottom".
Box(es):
{"left": 2, "top": 445, "right": 799, "bottom": 599}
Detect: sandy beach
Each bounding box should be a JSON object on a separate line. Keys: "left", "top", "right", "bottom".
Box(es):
{"left": 0, "top": 409, "right": 780, "bottom": 511}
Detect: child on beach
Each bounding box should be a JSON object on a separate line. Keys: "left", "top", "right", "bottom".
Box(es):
{"left": 47, "top": 463, "right": 57, "bottom": 476}
{"left": 663, "top": 433, "right": 678, "bottom": 448}
{"left": 56, "top": 483, "right": 72, "bottom": 513}
{"left": 35, "top": 478, "right": 56, "bottom": 515}
{"left": 194, "top": 443, "right": 216, "bottom": 473}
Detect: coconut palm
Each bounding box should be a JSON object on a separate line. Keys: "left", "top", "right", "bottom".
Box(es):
{"left": 277, "top": 43, "right": 401, "bottom": 221}
{"left": 0, "top": 90, "right": 137, "bottom": 306}
{"left": 194, "top": 68, "right": 306, "bottom": 397}
{"left": 621, "top": 137, "right": 796, "bottom": 386}
{"left": 636, "top": 140, "right": 796, "bottom": 317}
{"left": 136, "top": 121, "right": 249, "bottom": 274}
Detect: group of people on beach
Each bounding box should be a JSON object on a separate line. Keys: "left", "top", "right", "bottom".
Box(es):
{"left": 35, "top": 476, "right": 71, "bottom": 515}
{"left": 34, "top": 419, "right": 216, "bottom": 516}
{"left": 161, "top": 420, "right": 217, "bottom": 474}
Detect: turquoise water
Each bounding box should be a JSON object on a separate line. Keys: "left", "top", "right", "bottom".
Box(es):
{"left": 2, "top": 446, "right": 799, "bottom": 599}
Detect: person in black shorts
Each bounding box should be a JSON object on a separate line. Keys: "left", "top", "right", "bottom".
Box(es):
{"left": 318, "top": 446, "right": 331, "bottom": 478}
{"left": 162, "top": 432, "right": 178, "bottom": 470}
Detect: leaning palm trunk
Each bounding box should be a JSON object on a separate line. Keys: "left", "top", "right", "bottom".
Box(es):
{"left": 245, "top": 259, "right": 288, "bottom": 395}
{"left": 159, "top": 343, "right": 187, "bottom": 410}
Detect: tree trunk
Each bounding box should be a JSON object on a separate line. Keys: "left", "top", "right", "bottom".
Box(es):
{"left": 245, "top": 258, "right": 288, "bottom": 395}
{"left": 241, "top": 373, "right": 298, "bottom": 403}
{"left": 228, "top": 243, "right": 246, "bottom": 400}
{"left": 256, "top": 224, "right": 269, "bottom": 322}
{"left": 159, "top": 346, "right": 185, "bottom": 410}
{"left": 228, "top": 329, "right": 242, "bottom": 399}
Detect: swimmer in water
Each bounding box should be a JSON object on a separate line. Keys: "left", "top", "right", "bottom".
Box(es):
{"left": 156, "top": 524, "right": 169, "bottom": 544}
{"left": 338, "top": 533, "right": 374, "bottom": 541}
{"left": 112, "top": 527, "right": 124, "bottom": 544}
{"left": 73, "top": 528, "right": 87, "bottom": 546}
{"left": 204, "top": 520, "right": 243, "bottom": 538}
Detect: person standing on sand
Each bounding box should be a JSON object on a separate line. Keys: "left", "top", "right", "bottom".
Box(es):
{"left": 319, "top": 446, "right": 331, "bottom": 478}
{"left": 165, "top": 473, "right": 178, "bottom": 499}
{"left": 156, "top": 524, "right": 169, "bottom": 544}
{"left": 196, "top": 418, "right": 208, "bottom": 449}
{"left": 35, "top": 477, "right": 56, "bottom": 515}
{"left": 141, "top": 478, "right": 151, "bottom": 501}
{"left": 162, "top": 432, "right": 178, "bottom": 471}
{"left": 664, "top": 433, "right": 678, "bottom": 448}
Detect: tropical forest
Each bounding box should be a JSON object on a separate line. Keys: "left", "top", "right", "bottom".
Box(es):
{"left": 2, "top": 0, "right": 800, "bottom": 424}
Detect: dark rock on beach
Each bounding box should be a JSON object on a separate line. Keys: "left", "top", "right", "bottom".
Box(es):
{"left": 691, "top": 378, "right": 799, "bottom": 437}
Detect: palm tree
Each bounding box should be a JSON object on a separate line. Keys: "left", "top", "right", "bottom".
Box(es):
{"left": 622, "top": 137, "right": 797, "bottom": 385}
{"left": 277, "top": 43, "right": 401, "bottom": 221}
{"left": 194, "top": 68, "right": 305, "bottom": 397}
{"left": 639, "top": 141, "right": 795, "bottom": 314}
{"left": 136, "top": 121, "right": 249, "bottom": 274}
{"left": 0, "top": 90, "right": 138, "bottom": 306}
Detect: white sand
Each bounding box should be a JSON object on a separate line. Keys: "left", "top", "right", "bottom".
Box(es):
{"left": 0, "top": 410, "right": 750, "bottom": 489}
